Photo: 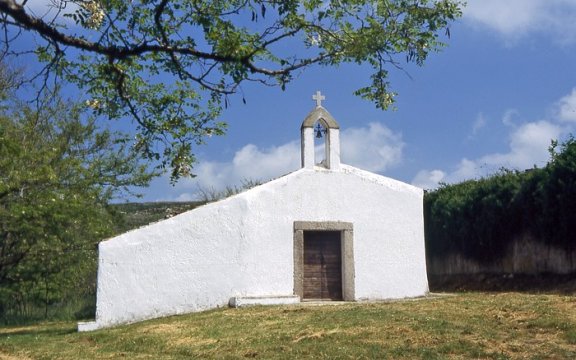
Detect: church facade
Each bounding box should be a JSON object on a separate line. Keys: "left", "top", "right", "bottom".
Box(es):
{"left": 78, "top": 93, "right": 428, "bottom": 331}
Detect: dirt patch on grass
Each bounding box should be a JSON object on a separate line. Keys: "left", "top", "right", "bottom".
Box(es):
{"left": 0, "top": 326, "right": 34, "bottom": 335}
{"left": 292, "top": 328, "right": 342, "bottom": 343}
{"left": 554, "top": 297, "right": 576, "bottom": 322}
{"left": 0, "top": 353, "right": 33, "bottom": 360}
{"left": 139, "top": 323, "right": 186, "bottom": 335}
{"left": 170, "top": 336, "right": 218, "bottom": 347}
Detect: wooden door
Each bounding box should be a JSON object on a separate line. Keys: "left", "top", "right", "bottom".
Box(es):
{"left": 303, "top": 231, "right": 342, "bottom": 300}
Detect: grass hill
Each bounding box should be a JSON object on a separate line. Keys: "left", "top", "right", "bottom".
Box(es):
{"left": 1, "top": 293, "right": 575, "bottom": 359}
{"left": 110, "top": 201, "right": 205, "bottom": 234}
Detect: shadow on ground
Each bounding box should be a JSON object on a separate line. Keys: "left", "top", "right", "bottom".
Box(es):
{"left": 429, "top": 273, "right": 576, "bottom": 294}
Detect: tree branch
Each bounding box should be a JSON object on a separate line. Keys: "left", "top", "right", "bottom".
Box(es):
{"left": 0, "top": 0, "right": 339, "bottom": 80}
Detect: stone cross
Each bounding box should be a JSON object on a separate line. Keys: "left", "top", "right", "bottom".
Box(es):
{"left": 312, "top": 91, "right": 325, "bottom": 107}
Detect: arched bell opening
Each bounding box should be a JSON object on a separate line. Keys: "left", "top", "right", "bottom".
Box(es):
{"left": 313, "top": 120, "right": 328, "bottom": 167}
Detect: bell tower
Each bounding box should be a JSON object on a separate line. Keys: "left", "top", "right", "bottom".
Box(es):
{"left": 301, "top": 91, "right": 341, "bottom": 170}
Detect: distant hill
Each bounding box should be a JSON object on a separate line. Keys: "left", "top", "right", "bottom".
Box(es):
{"left": 108, "top": 180, "right": 264, "bottom": 236}
{"left": 111, "top": 201, "right": 205, "bottom": 235}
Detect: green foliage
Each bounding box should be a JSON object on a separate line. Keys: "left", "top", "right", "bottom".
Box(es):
{"left": 196, "top": 178, "right": 263, "bottom": 202}
{"left": 523, "top": 137, "right": 576, "bottom": 249}
{"left": 0, "top": 0, "right": 463, "bottom": 180}
{"left": 0, "top": 89, "right": 156, "bottom": 323}
{"left": 111, "top": 201, "right": 204, "bottom": 234}
{"left": 425, "top": 137, "right": 576, "bottom": 264}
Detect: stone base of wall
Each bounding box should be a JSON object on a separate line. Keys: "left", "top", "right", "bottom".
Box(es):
{"left": 77, "top": 321, "right": 101, "bottom": 332}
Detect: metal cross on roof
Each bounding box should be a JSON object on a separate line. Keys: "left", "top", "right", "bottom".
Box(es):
{"left": 312, "top": 90, "right": 325, "bottom": 107}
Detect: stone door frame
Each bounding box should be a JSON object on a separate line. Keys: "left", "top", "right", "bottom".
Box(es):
{"left": 293, "top": 221, "right": 355, "bottom": 301}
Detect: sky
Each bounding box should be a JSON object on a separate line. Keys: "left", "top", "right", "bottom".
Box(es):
{"left": 23, "top": 1, "right": 576, "bottom": 202}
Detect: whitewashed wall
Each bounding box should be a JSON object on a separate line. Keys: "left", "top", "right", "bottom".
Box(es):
{"left": 79, "top": 164, "right": 427, "bottom": 331}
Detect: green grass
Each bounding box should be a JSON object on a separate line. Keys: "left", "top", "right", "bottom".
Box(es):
{"left": 0, "top": 296, "right": 95, "bottom": 326}
{"left": 111, "top": 201, "right": 204, "bottom": 234}
{"left": 1, "top": 293, "right": 575, "bottom": 359}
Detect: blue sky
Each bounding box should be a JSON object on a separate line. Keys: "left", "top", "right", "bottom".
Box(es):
{"left": 23, "top": 1, "right": 576, "bottom": 202}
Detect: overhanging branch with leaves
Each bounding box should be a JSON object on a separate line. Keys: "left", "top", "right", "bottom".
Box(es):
{"left": 0, "top": 0, "right": 462, "bottom": 180}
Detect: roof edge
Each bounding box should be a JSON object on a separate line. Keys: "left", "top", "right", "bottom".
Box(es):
{"left": 301, "top": 106, "right": 340, "bottom": 129}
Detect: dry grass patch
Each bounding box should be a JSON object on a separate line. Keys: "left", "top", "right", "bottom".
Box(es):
{"left": 0, "top": 293, "right": 575, "bottom": 359}
{"left": 293, "top": 328, "right": 343, "bottom": 343}
{"left": 0, "top": 353, "right": 33, "bottom": 360}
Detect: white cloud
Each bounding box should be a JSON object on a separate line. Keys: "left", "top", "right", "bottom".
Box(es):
{"left": 412, "top": 119, "right": 564, "bottom": 189}
{"left": 25, "top": 0, "right": 79, "bottom": 20}
{"left": 170, "top": 141, "right": 301, "bottom": 196}
{"left": 502, "top": 109, "right": 519, "bottom": 127}
{"left": 464, "top": 0, "right": 542, "bottom": 36}
{"left": 411, "top": 86, "right": 576, "bottom": 190}
{"left": 556, "top": 88, "right": 576, "bottom": 122}
{"left": 25, "top": 0, "right": 55, "bottom": 15}
{"left": 471, "top": 113, "right": 487, "bottom": 135}
{"left": 482, "top": 120, "right": 562, "bottom": 169}
{"left": 464, "top": 0, "right": 576, "bottom": 44}
{"left": 449, "top": 158, "right": 480, "bottom": 182}
{"left": 232, "top": 142, "right": 302, "bottom": 182}
{"left": 153, "top": 122, "right": 404, "bottom": 201}
{"left": 340, "top": 122, "right": 404, "bottom": 173}
{"left": 412, "top": 169, "right": 446, "bottom": 189}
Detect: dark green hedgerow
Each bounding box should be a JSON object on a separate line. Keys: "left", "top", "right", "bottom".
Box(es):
{"left": 424, "top": 136, "right": 576, "bottom": 265}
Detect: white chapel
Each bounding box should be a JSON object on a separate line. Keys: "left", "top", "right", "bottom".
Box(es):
{"left": 78, "top": 92, "right": 428, "bottom": 331}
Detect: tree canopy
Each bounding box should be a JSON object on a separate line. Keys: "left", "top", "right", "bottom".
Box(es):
{"left": 0, "top": 64, "right": 155, "bottom": 319}
{"left": 0, "top": 0, "right": 462, "bottom": 179}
